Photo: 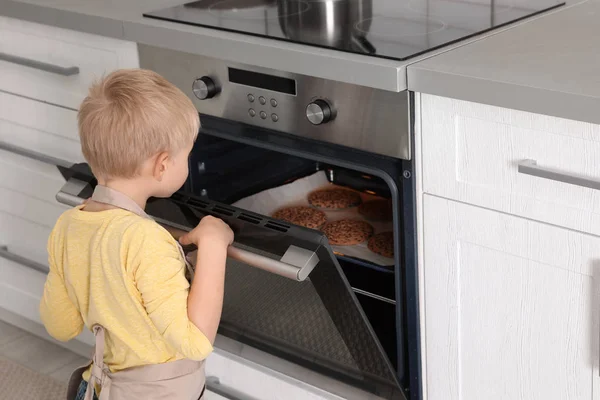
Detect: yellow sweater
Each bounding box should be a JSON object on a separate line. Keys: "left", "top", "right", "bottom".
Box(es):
{"left": 40, "top": 206, "right": 212, "bottom": 378}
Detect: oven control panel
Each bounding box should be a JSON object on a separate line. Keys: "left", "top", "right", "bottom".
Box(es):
{"left": 138, "top": 44, "right": 410, "bottom": 160}
{"left": 193, "top": 75, "right": 336, "bottom": 127}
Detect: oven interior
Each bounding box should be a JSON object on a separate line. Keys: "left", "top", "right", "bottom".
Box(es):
{"left": 185, "top": 118, "right": 407, "bottom": 394}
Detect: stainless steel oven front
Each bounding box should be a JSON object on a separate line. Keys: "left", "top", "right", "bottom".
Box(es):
{"left": 55, "top": 44, "right": 421, "bottom": 400}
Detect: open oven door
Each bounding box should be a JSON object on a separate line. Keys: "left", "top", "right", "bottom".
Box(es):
{"left": 55, "top": 163, "right": 405, "bottom": 399}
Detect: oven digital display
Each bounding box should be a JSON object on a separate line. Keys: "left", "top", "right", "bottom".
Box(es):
{"left": 228, "top": 68, "right": 296, "bottom": 95}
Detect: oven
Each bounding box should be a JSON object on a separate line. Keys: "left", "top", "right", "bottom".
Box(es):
{"left": 54, "top": 44, "right": 421, "bottom": 400}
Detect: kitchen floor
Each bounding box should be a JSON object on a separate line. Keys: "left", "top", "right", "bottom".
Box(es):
{"left": 0, "top": 319, "right": 88, "bottom": 384}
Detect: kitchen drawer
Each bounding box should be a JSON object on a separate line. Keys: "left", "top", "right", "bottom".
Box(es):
{"left": 203, "top": 391, "right": 228, "bottom": 400}
{"left": 206, "top": 350, "right": 342, "bottom": 400}
{"left": 0, "top": 187, "right": 65, "bottom": 230}
{"left": 0, "top": 211, "right": 51, "bottom": 270}
{"left": 421, "top": 94, "right": 600, "bottom": 236}
{"left": 0, "top": 252, "right": 48, "bottom": 325}
{"left": 0, "top": 148, "right": 69, "bottom": 207}
{"left": 0, "top": 16, "right": 138, "bottom": 110}
{"left": 0, "top": 91, "right": 83, "bottom": 163}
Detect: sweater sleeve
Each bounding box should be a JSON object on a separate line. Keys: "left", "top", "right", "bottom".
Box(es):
{"left": 40, "top": 228, "right": 84, "bottom": 342}
{"left": 132, "top": 224, "right": 213, "bottom": 361}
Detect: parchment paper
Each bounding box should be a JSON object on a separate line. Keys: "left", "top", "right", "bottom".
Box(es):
{"left": 233, "top": 171, "right": 394, "bottom": 266}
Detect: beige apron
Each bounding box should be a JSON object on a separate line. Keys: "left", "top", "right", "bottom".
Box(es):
{"left": 66, "top": 185, "right": 205, "bottom": 400}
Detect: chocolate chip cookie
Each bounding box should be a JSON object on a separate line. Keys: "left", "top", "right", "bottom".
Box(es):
{"left": 272, "top": 206, "right": 327, "bottom": 229}
{"left": 307, "top": 188, "right": 362, "bottom": 210}
{"left": 322, "top": 219, "right": 374, "bottom": 245}
{"left": 367, "top": 231, "right": 394, "bottom": 258}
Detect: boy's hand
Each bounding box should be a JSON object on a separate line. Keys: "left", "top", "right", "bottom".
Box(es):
{"left": 179, "top": 216, "right": 234, "bottom": 248}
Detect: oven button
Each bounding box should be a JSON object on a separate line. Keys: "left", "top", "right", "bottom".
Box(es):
{"left": 270, "top": 99, "right": 278, "bottom": 107}
{"left": 248, "top": 109, "right": 256, "bottom": 117}
{"left": 192, "top": 77, "right": 219, "bottom": 100}
{"left": 259, "top": 111, "right": 267, "bottom": 119}
{"left": 306, "top": 99, "right": 334, "bottom": 125}
{"left": 271, "top": 113, "right": 278, "bottom": 122}
{"left": 247, "top": 94, "right": 255, "bottom": 103}
{"left": 259, "top": 96, "right": 267, "bottom": 105}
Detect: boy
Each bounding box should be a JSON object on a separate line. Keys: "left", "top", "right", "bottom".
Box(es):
{"left": 39, "top": 69, "right": 233, "bottom": 399}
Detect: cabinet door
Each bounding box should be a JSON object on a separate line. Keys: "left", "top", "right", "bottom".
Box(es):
{"left": 423, "top": 195, "right": 600, "bottom": 400}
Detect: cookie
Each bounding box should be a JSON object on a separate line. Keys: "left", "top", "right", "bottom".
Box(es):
{"left": 272, "top": 206, "right": 327, "bottom": 229}
{"left": 358, "top": 199, "right": 393, "bottom": 221}
{"left": 368, "top": 231, "right": 394, "bottom": 258}
{"left": 307, "top": 188, "right": 362, "bottom": 210}
{"left": 322, "top": 219, "right": 374, "bottom": 245}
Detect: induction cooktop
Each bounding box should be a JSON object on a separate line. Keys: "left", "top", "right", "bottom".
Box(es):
{"left": 144, "top": 0, "right": 564, "bottom": 62}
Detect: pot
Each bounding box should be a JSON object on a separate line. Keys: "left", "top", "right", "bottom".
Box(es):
{"left": 278, "top": 0, "right": 376, "bottom": 54}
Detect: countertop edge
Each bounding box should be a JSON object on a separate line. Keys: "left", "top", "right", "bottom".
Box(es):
{"left": 407, "top": 66, "right": 600, "bottom": 126}
{"left": 123, "top": 20, "right": 406, "bottom": 92}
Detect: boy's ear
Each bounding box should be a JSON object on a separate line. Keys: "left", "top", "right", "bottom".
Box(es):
{"left": 153, "top": 152, "right": 170, "bottom": 181}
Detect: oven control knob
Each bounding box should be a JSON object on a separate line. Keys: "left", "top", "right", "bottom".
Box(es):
{"left": 192, "top": 77, "right": 219, "bottom": 100}
{"left": 306, "top": 99, "right": 334, "bottom": 125}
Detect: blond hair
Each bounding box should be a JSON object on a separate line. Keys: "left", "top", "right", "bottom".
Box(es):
{"left": 78, "top": 69, "right": 199, "bottom": 179}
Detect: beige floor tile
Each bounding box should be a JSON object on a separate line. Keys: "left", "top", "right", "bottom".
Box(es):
{"left": 0, "top": 333, "right": 80, "bottom": 374}
{"left": 49, "top": 355, "right": 89, "bottom": 383}
{"left": 0, "top": 319, "right": 25, "bottom": 347}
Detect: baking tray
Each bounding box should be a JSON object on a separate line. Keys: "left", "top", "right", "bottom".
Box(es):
{"left": 233, "top": 171, "right": 395, "bottom": 266}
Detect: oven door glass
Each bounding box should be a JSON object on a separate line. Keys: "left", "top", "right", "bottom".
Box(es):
{"left": 55, "top": 117, "right": 405, "bottom": 399}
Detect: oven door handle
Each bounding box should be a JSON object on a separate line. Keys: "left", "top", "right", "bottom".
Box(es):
{"left": 55, "top": 179, "right": 319, "bottom": 282}
{"left": 227, "top": 244, "right": 318, "bottom": 281}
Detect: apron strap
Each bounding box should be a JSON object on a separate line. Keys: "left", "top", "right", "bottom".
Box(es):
{"left": 84, "top": 325, "right": 110, "bottom": 400}
{"left": 91, "top": 186, "right": 149, "bottom": 218}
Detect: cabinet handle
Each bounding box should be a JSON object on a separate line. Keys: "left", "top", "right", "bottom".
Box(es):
{"left": 0, "top": 141, "right": 73, "bottom": 168}
{"left": 0, "top": 52, "right": 79, "bottom": 76}
{"left": 0, "top": 245, "right": 48, "bottom": 273}
{"left": 56, "top": 182, "right": 319, "bottom": 282}
{"left": 206, "top": 376, "right": 258, "bottom": 400}
{"left": 518, "top": 159, "right": 600, "bottom": 191}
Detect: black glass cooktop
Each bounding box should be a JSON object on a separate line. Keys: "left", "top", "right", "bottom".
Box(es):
{"left": 145, "top": 0, "right": 564, "bottom": 61}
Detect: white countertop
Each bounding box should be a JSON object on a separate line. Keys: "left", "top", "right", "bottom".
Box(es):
{"left": 408, "top": 0, "right": 600, "bottom": 124}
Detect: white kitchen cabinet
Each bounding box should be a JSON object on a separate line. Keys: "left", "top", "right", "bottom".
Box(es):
{"left": 422, "top": 194, "right": 600, "bottom": 400}
{"left": 421, "top": 94, "right": 600, "bottom": 237}
{"left": 0, "top": 16, "right": 138, "bottom": 351}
